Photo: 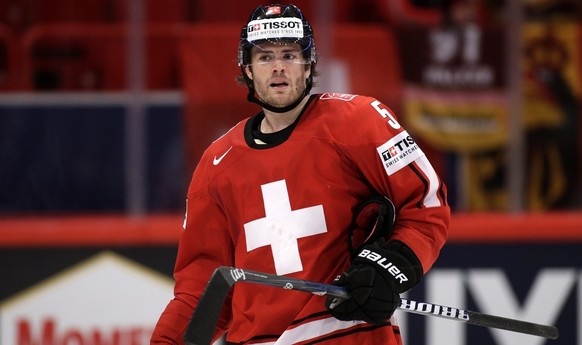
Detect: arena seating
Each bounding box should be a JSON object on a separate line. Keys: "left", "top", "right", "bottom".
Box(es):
{"left": 0, "top": 0, "right": 110, "bottom": 35}
{"left": 2, "top": 0, "right": 409, "bottom": 92}
{"left": 19, "top": 23, "right": 184, "bottom": 90}
{"left": 0, "top": 23, "right": 21, "bottom": 90}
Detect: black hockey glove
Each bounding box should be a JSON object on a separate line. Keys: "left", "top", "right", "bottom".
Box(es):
{"left": 325, "top": 241, "right": 423, "bottom": 324}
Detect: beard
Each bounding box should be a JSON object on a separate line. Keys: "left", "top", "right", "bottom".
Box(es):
{"left": 254, "top": 75, "right": 307, "bottom": 109}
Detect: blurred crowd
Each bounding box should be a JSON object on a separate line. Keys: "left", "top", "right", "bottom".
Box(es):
{"left": 1, "top": 0, "right": 581, "bottom": 214}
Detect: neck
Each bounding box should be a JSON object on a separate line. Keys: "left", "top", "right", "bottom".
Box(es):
{"left": 261, "top": 95, "right": 309, "bottom": 133}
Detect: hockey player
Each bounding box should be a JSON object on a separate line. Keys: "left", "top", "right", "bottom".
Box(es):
{"left": 151, "top": 4, "right": 449, "bottom": 345}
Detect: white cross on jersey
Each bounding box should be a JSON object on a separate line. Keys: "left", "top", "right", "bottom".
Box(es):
{"left": 244, "top": 180, "right": 327, "bottom": 275}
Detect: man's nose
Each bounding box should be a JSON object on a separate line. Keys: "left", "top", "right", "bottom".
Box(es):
{"left": 272, "top": 58, "right": 286, "bottom": 69}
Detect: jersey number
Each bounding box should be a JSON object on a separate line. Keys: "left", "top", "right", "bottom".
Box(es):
{"left": 371, "top": 100, "right": 401, "bottom": 130}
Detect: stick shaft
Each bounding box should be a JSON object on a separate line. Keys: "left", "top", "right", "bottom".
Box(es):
{"left": 184, "top": 267, "right": 559, "bottom": 345}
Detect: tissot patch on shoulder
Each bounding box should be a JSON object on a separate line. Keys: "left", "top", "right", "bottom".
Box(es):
{"left": 320, "top": 93, "right": 356, "bottom": 101}
{"left": 377, "top": 131, "right": 425, "bottom": 176}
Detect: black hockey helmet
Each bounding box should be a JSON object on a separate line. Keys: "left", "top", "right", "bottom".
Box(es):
{"left": 238, "top": 4, "right": 318, "bottom": 113}
{"left": 238, "top": 4, "right": 317, "bottom": 66}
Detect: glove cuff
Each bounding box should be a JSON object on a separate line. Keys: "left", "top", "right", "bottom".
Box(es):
{"left": 352, "top": 240, "right": 422, "bottom": 293}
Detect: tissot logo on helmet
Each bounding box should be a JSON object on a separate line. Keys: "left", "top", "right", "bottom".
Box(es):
{"left": 246, "top": 18, "right": 304, "bottom": 42}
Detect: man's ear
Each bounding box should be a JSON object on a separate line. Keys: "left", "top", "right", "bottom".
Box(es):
{"left": 244, "top": 65, "right": 253, "bottom": 80}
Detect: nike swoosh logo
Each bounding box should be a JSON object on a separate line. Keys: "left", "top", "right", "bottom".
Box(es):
{"left": 213, "top": 146, "right": 233, "bottom": 165}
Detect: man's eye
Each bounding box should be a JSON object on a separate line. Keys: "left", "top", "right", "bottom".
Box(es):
{"left": 259, "top": 55, "right": 273, "bottom": 62}
{"left": 283, "top": 53, "right": 297, "bottom": 61}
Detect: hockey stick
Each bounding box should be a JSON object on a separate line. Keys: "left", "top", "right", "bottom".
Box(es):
{"left": 183, "top": 266, "right": 559, "bottom": 345}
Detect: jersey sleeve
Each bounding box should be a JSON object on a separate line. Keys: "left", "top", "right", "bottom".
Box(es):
{"left": 337, "top": 96, "right": 450, "bottom": 273}
{"left": 151, "top": 157, "right": 234, "bottom": 345}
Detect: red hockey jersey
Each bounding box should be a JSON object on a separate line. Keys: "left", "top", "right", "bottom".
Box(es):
{"left": 151, "top": 93, "right": 450, "bottom": 345}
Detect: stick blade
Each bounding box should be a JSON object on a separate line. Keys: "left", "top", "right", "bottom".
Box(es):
{"left": 468, "top": 312, "right": 559, "bottom": 340}
{"left": 183, "top": 268, "right": 234, "bottom": 345}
